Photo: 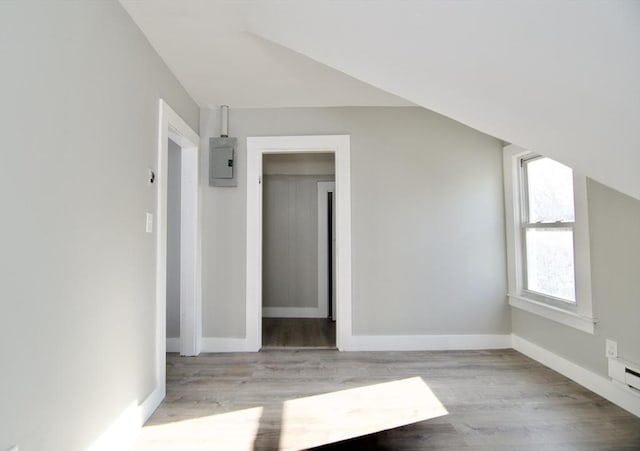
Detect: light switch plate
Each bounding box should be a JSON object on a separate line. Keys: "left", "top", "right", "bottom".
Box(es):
{"left": 606, "top": 339, "right": 618, "bottom": 358}
{"left": 146, "top": 212, "right": 153, "bottom": 233}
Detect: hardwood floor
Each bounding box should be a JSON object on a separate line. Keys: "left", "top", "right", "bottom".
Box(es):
{"left": 262, "top": 318, "right": 336, "bottom": 348}
{"left": 134, "top": 350, "right": 640, "bottom": 450}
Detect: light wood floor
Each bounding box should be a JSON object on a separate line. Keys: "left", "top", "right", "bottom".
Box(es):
{"left": 135, "top": 350, "right": 640, "bottom": 450}
{"left": 262, "top": 318, "right": 336, "bottom": 348}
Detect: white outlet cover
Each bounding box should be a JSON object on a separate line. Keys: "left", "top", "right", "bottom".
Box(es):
{"left": 605, "top": 339, "right": 618, "bottom": 358}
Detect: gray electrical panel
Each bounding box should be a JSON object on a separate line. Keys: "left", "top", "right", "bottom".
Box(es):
{"left": 209, "top": 137, "right": 237, "bottom": 187}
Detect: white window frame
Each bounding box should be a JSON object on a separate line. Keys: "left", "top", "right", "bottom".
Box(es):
{"left": 503, "top": 144, "right": 595, "bottom": 334}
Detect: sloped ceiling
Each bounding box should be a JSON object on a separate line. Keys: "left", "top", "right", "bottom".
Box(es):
{"left": 120, "top": 0, "right": 640, "bottom": 200}
{"left": 118, "top": 1, "right": 411, "bottom": 107}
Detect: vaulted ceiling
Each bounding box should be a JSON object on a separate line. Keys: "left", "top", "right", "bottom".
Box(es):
{"left": 120, "top": 0, "right": 640, "bottom": 200}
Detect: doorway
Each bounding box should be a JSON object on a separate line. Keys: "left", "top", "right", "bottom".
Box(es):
{"left": 166, "top": 138, "right": 182, "bottom": 351}
{"left": 155, "top": 100, "right": 201, "bottom": 371}
{"left": 317, "top": 181, "right": 336, "bottom": 322}
{"left": 165, "top": 136, "right": 201, "bottom": 355}
{"left": 261, "top": 154, "right": 336, "bottom": 348}
{"left": 246, "top": 135, "right": 352, "bottom": 351}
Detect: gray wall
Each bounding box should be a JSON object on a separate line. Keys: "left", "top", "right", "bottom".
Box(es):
{"left": 0, "top": 2, "right": 199, "bottom": 450}
{"left": 200, "top": 107, "right": 508, "bottom": 338}
{"left": 167, "top": 139, "right": 181, "bottom": 338}
{"left": 263, "top": 153, "right": 335, "bottom": 176}
{"left": 263, "top": 174, "right": 335, "bottom": 310}
{"left": 512, "top": 180, "right": 640, "bottom": 377}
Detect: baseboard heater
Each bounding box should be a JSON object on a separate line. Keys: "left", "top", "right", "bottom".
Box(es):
{"left": 609, "top": 357, "right": 640, "bottom": 393}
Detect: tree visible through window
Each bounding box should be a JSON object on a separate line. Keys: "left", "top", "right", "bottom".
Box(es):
{"left": 522, "top": 156, "right": 576, "bottom": 303}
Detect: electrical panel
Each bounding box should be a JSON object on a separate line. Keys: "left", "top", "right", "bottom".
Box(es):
{"left": 209, "top": 137, "right": 237, "bottom": 187}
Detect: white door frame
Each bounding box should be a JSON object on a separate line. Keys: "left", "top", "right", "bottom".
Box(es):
{"left": 317, "top": 181, "right": 335, "bottom": 320}
{"left": 156, "top": 99, "right": 201, "bottom": 377}
{"left": 246, "top": 135, "right": 352, "bottom": 351}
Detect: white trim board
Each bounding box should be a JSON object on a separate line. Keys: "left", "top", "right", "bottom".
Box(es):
{"left": 197, "top": 334, "right": 511, "bottom": 353}
{"left": 344, "top": 334, "right": 512, "bottom": 352}
{"left": 509, "top": 295, "right": 595, "bottom": 334}
{"left": 177, "top": 134, "right": 202, "bottom": 357}
{"left": 513, "top": 334, "right": 640, "bottom": 418}
{"left": 88, "top": 385, "right": 164, "bottom": 450}
{"left": 263, "top": 307, "right": 326, "bottom": 318}
{"left": 246, "top": 135, "right": 352, "bottom": 351}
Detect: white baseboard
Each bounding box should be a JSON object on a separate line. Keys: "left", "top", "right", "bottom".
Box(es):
{"left": 201, "top": 337, "right": 257, "bottom": 353}
{"left": 199, "top": 334, "right": 512, "bottom": 353}
{"left": 196, "top": 332, "right": 638, "bottom": 419}
{"left": 139, "top": 384, "right": 165, "bottom": 425}
{"left": 344, "top": 334, "right": 512, "bottom": 351}
{"left": 262, "top": 306, "right": 325, "bottom": 318}
{"left": 89, "top": 384, "right": 164, "bottom": 450}
{"left": 166, "top": 337, "right": 180, "bottom": 353}
{"left": 512, "top": 334, "right": 640, "bottom": 418}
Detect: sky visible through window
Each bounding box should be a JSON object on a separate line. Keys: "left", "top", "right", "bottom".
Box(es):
{"left": 527, "top": 157, "right": 574, "bottom": 223}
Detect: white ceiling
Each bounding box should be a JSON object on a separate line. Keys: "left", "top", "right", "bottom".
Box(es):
{"left": 120, "top": 0, "right": 640, "bottom": 200}
{"left": 119, "top": 0, "right": 411, "bottom": 108}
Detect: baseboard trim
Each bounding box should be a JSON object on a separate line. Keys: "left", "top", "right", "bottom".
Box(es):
{"left": 140, "top": 384, "right": 165, "bottom": 426}
{"left": 166, "top": 337, "right": 180, "bottom": 353}
{"left": 199, "top": 334, "right": 511, "bottom": 353}
{"left": 89, "top": 385, "right": 164, "bottom": 450}
{"left": 201, "top": 337, "right": 257, "bottom": 353}
{"left": 262, "top": 306, "right": 325, "bottom": 318}
{"left": 512, "top": 334, "right": 640, "bottom": 418}
{"left": 344, "top": 334, "right": 512, "bottom": 351}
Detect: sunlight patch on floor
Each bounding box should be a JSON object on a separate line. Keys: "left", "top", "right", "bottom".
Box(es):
{"left": 134, "top": 406, "right": 264, "bottom": 450}
{"left": 133, "top": 377, "right": 447, "bottom": 450}
{"left": 279, "top": 376, "right": 448, "bottom": 450}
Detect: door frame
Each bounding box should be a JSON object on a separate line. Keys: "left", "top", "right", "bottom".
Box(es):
{"left": 246, "top": 135, "right": 352, "bottom": 351}
{"left": 155, "top": 99, "right": 202, "bottom": 388}
{"left": 317, "top": 181, "right": 335, "bottom": 320}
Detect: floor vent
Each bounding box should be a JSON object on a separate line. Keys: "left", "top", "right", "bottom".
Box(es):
{"left": 609, "top": 357, "right": 640, "bottom": 393}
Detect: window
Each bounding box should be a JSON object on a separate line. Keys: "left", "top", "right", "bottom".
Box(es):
{"left": 504, "top": 145, "right": 594, "bottom": 333}
{"left": 521, "top": 156, "right": 576, "bottom": 305}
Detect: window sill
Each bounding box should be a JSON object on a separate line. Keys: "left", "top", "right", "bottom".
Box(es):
{"left": 509, "top": 294, "right": 595, "bottom": 334}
